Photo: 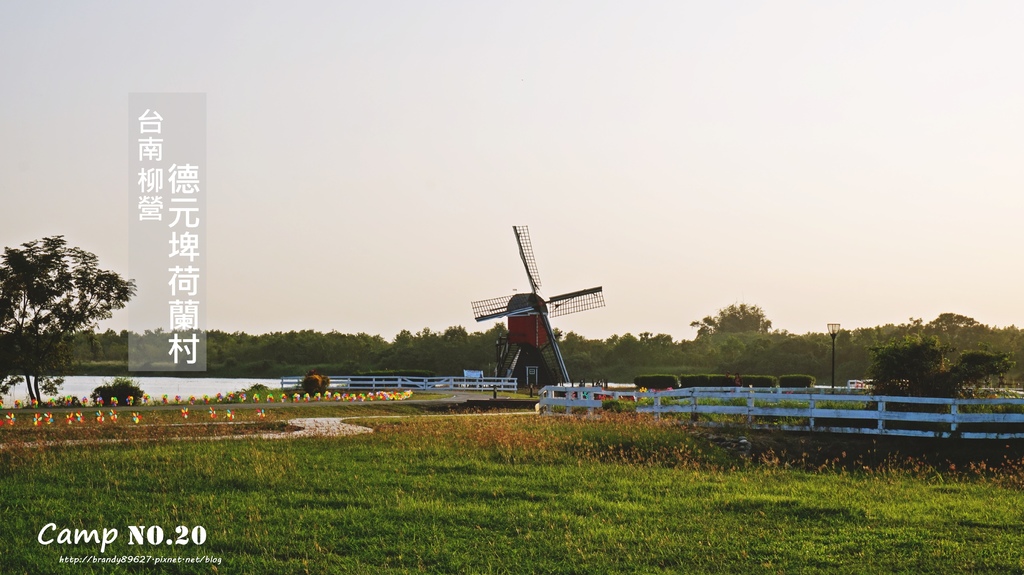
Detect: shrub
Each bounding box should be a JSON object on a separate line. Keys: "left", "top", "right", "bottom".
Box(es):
{"left": 602, "top": 399, "right": 636, "bottom": 412}
{"left": 633, "top": 374, "right": 679, "bottom": 389}
{"left": 678, "top": 374, "right": 778, "bottom": 387}
{"left": 301, "top": 369, "right": 330, "bottom": 395}
{"left": 778, "top": 374, "right": 816, "bottom": 388}
{"left": 91, "top": 376, "right": 145, "bottom": 406}
{"left": 241, "top": 383, "right": 274, "bottom": 396}
{"left": 742, "top": 375, "right": 778, "bottom": 388}
{"left": 679, "top": 374, "right": 733, "bottom": 387}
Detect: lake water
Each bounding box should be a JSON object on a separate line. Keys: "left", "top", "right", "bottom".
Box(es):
{"left": 2, "top": 376, "right": 281, "bottom": 405}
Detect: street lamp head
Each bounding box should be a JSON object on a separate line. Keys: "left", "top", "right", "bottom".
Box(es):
{"left": 827, "top": 323, "right": 841, "bottom": 336}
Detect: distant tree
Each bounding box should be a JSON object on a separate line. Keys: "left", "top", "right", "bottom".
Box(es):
{"left": 869, "top": 335, "right": 1014, "bottom": 398}
{"left": 869, "top": 335, "right": 953, "bottom": 397}
{"left": 0, "top": 237, "right": 135, "bottom": 402}
{"left": 952, "top": 349, "right": 1015, "bottom": 388}
{"left": 690, "top": 303, "right": 772, "bottom": 337}
{"left": 926, "top": 313, "right": 981, "bottom": 333}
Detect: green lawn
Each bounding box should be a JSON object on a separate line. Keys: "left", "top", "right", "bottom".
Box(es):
{"left": 2, "top": 414, "right": 1024, "bottom": 573}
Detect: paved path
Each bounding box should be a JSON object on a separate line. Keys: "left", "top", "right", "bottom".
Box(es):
{"left": 282, "top": 418, "right": 374, "bottom": 437}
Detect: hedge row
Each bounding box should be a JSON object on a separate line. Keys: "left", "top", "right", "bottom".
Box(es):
{"left": 778, "top": 374, "right": 816, "bottom": 388}
{"left": 633, "top": 374, "right": 680, "bottom": 388}
{"left": 675, "top": 374, "right": 815, "bottom": 388}
{"left": 678, "top": 374, "right": 726, "bottom": 387}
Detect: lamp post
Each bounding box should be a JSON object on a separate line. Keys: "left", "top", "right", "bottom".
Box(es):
{"left": 828, "top": 323, "right": 841, "bottom": 389}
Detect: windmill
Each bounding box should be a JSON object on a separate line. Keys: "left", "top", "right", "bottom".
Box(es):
{"left": 471, "top": 226, "right": 605, "bottom": 388}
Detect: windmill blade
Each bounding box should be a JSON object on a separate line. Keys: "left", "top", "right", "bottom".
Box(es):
{"left": 540, "top": 313, "right": 570, "bottom": 383}
{"left": 471, "top": 293, "right": 536, "bottom": 322}
{"left": 547, "top": 286, "right": 605, "bottom": 318}
{"left": 513, "top": 226, "right": 542, "bottom": 293}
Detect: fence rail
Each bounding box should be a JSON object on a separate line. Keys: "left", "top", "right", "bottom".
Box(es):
{"left": 281, "top": 376, "right": 518, "bottom": 392}
{"left": 538, "top": 386, "right": 1024, "bottom": 439}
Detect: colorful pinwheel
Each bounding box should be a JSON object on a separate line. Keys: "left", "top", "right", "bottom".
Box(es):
{"left": 181, "top": 408, "right": 189, "bottom": 419}
{"left": 131, "top": 412, "right": 141, "bottom": 424}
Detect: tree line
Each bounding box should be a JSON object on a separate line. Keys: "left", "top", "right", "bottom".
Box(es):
{"left": 3, "top": 236, "right": 1022, "bottom": 401}
{"left": 67, "top": 308, "right": 1024, "bottom": 387}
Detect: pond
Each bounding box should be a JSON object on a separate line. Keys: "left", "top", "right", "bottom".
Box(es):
{"left": 2, "top": 376, "right": 281, "bottom": 404}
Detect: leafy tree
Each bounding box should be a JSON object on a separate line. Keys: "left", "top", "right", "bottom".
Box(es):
{"left": 869, "top": 335, "right": 1014, "bottom": 398}
{"left": 0, "top": 237, "right": 135, "bottom": 402}
{"left": 952, "top": 349, "right": 1015, "bottom": 388}
{"left": 690, "top": 303, "right": 772, "bottom": 337}
{"left": 869, "top": 335, "right": 953, "bottom": 397}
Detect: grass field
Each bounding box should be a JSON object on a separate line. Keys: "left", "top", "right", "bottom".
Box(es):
{"left": 3, "top": 410, "right": 1024, "bottom": 574}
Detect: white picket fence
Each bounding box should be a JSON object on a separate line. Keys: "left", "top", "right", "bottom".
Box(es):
{"left": 281, "top": 375, "right": 518, "bottom": 392}
{"left": 538, "top": 386, "right": 1024, "bottom": 439}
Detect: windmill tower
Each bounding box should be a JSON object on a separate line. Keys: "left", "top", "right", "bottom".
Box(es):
{"left": 471, "top": 226, "right": 605, "bottom": 388}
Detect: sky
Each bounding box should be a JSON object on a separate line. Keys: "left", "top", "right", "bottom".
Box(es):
{"left": 1, "top": 1, "right": 1023, "bottom": 341}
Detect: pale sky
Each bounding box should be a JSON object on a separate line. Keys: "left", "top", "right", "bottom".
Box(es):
{"left": 2, "top": 1, "right": 1023, "bottom": 340}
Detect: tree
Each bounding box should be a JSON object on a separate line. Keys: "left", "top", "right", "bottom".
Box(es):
{"left": 0, "top": 237, "right": 135, "bottom": 402}
{"left": 690, "top": 303, "right": 772, "bottom": 337}
{"left": 952, "top": 349, "right": 1015, "bottom": 388}
{"left": 868, "top": 335, "right": 1014, "bottom": 398}
{"left": 869, "top": 335, "right": 953, "bottom": 397}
